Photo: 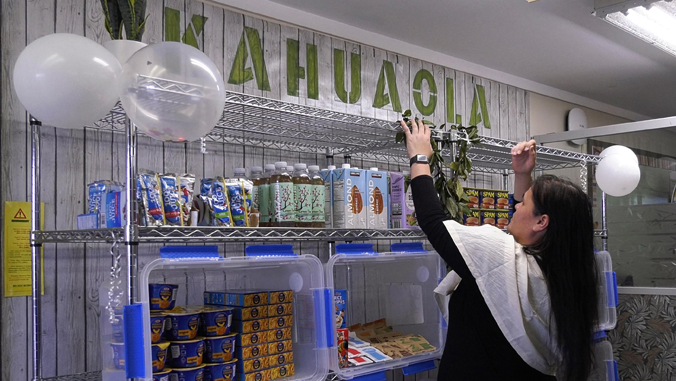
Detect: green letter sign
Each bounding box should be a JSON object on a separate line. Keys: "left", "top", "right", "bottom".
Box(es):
{"left": 287, "top": 39, "right": 319, "bottom": 99}
{"left": 469, "top": 84, "right": 491, "bottom": 128}
{"left": 228, "top": 27, "right": 271, "bottom": 91}
{"left": 373, "top": 60, "right": 401, "bottom": 112}
{"left": 412, "top": 69, "right": 437, "bottom": 116}
{"left": 334, "top": 49, "right": 361, "bottom": 104}
{"left": 164, "top": 7, "right": 208, "bottom": 50}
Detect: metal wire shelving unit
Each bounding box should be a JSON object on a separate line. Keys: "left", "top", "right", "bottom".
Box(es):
{"left": 29, "top": 85, "right": 603, "bottom": 381}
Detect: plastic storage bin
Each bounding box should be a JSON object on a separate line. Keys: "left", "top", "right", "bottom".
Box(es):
{"left": 325, "top": 243, "right": 446, "bottom": 380}
{"left": 596, "top": 251, "right": 618, "bottom": 331}
{"left": 589, "top": 332, "right": 618, "bottom": 381}
{"left": 130, "top": 252, "right": 330, "bottom": 381}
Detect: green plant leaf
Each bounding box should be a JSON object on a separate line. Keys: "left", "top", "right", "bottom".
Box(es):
{"left": 403, "top": 110, "right": 412, "bottom": 118}
{"left": 459, "top": 203, "right": 472, "bottom": 216}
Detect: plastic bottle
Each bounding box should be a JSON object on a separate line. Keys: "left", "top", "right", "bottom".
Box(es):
{"left": 250, "top": 166, "right": 264, "bottom": 227}
{"left": 308, "top": 165, "right": 325, "bottom": 228}
{"left": 293, "top": 163, "right": 312, "bottom": 228}
{"left": 259, "top": 164, "right": 276, "bottom": 227}
{"left": 234, "top": 167, "right": 247, "bottom": 178}
{"left": 269, "top": 162, "right": 295, "bottom": 227}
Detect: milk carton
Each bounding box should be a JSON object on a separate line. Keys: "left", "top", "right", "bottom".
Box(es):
{"left": 366, "top": 168, "right": 389, "bottom": 229}
{"left": 389, "top": 171, "right": 419, "bottom": 229}
{"left": 319, "top": 165, "right": 336, "bottom": 229}
{"left": 333, "top": 165, "right": 367, "bottom": 229}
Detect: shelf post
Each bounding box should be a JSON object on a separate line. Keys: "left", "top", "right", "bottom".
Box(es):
{"left": 30, "top": 117, "right": 42, "bottom": 381}
{"left": 124, "top": 117, "right": 139, "bottom": 304}
{"left": 326, "top": 148, "right": 334, "bottom": 167}
{"left": 502, "top": 169, "right": 510, "bottom": 192}
{"left": 601, "top": 191, "right": 608, "bottom": 251}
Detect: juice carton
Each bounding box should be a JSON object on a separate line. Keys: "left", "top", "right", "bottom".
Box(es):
{"left": 389, "top": 172, "right": 419, "bottom": 229}
{"left": 333, "top": 166, "right": 367, "bottom": 229}
{"left": 366, "top": 169, "right": 389, "bottom": 229}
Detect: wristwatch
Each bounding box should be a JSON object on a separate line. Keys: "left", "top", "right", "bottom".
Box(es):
{"left": 409, "top": 154, "right": 429, "bottom": 166}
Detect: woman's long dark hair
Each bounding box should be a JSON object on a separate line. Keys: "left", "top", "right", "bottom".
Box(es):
{"left": 527, "top": 175, "right": 599, "bottom": 381}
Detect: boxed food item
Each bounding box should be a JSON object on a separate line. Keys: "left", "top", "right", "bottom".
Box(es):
{"left": 233, "top": 305, "right": 269, "bottom": 321}
{"left": 333, "top": 167, "right": 367, "bottom": 229}
{"left": 267, "top": 315, "right": 293, "bottom": 330}
{"left": 238, "top": 356, "right": 270, "bottom": 373}
{"left": 337, "top": 328, "right": 349, "bottom": 369}
{"left": 366, "top": 169, "right": 389, "bottom": 229}
{"left": 462, "top": 209, "right": 481, "bottom": 226}
{"left": 266, "top": 352, "right": 293, "bottom": 367}
{"left": 268, "top": 290, "right": 293, "bottom": 304}
{"left": 479, "top": 189, "right": 496, "bottom": 209}
{"left": 237, "top": 331, "right": 267, "bottom": 347}
{"left": 159, "top": 174, "right": 182, "bottom": 226}
{"left": 266, "top": 328, "right": 292, "bottom": 342}
{"left": 464, "top": 187, "right": 480, "bottom": 209}
{"left": 87, "top": 180, "right": 123, "bottom": 214}
{"left": 232, "top": 318, "right": 269, "bottom": 334}
{"left": 496, "top": 210, "right": 510, "bottom": 229}
{"left": 389, "top": 172, "right": 418, "bottom": 229}
{"left": 334, "top": 289, "right": 347, "bottom": 329}
{"left": 480, "top": 209, "right": 497, "bottom": 226}
{"left": 238, "top": 368, "right": 270, "bottom": 381}
{"left": 267, "top": 339, "right": 292, "bottom": 355}
{"left": 319, "top": 168, "right": 334, "bottom": 228}
{"left": 77, "top": 213, "right": 105, "bottom": 229}
{"left": 267, "top": 303, "right": 292, "bottom": 317}
{"left": 205, "top": 291, "right": 269, "bottom": 307}
{"left": 495, "top": 190, "right": 510, "bottom": 210}
{"left": 269, "top": 363, "right": 294, "bottom": 380}
{"left": 237, "top": 343, "right": 269, "bottom": 360}
{"left": 105, "top": 191, "right": 126, "bottom": 228}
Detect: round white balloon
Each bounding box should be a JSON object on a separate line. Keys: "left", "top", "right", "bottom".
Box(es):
{"left": 595, "top": 154, "right": 641, "bottom": 197}
{"left": 103, "top": 40, "right": 147, "bottom": 65}
{"left": 599, "top": 145, "right": 638, "bottom": 165}
{"left": 118, "top": 42, "right": 226, "bottom": 142}
{"left": 13, "top": 33, "right": 121, "bottom": 129}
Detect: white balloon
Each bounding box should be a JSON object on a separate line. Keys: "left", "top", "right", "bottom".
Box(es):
{"left": 13, "top": 33, "right": 121, "bottom": 129}
{"left": 599, "top": 145, "right": 638, "bottom": 165}
{"left": 103, "top": 40, "right": 147, "bottom": 65}
{"left": 118, "top": 42, "right": 226, "bottom": 142}
{"left": 595, "top": 154, "right": 641, "bottom": 197}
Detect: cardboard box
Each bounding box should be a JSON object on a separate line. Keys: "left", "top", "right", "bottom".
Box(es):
{"left": 267, "top": 339, "right": 292, "bottom": 355}
{"left": 267, "top": 303, "right": 293, "bottom": 317}
{"left": 205, "top": 291, "right": 269, "bottom": 307}
{"left": 269, "top": 364, "right": 295, "bottom": 380}
{"left": 389, "top": 172, "right": 419, "bottom": 229}
{"left": 232, "top": 318, "right": 269, "bottom": 333}
{"left": 237, "top": 343, "right": 269, "bottom": 360}
{"left": 238, "top": 331, "right": 268, "bottom": 347}
{"left": 366, "top": 169, "right": 389, "bottom": 229}
{"left": 268, "top": 290, "right": 293, "bottom": 304}
{"left": 267, "top": 316, "right": 293, "bottom": 330}
{"left": 266, "top": 328, "right": 292, "bottom": 342}
{"left": 233, "top": 305, "right": 269, "bottom": 321}
{"left": 266, "top": 352, "right": 293, "bottom": 368}
{"left": 337, "top": 328, "right": 349, "bottom": 368}
{"left": 334, "top": 290, "right": 347, "bottom": 329}
{"left": 238, "top": 357, "right": 270, "bottom": 373}
{"left": 238, "top": 369, "right": 270, "bottom": 381}
{"left": 77, "top": 213, "right": 105, "bottom": 230}
{"left": 462, "top": 209, "right": 481, "bottom": 226}
{"left": 465, "top": 188, "right": 480, "bottom": 209}
{"left": 333, "top": 168, "right": 367, "bottom": 229}
{"left": 105, "top": 191, "right": 126, "bottom": 228}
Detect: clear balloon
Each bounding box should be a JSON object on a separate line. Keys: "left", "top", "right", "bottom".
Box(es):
{"left": 103, "top": 40, "right": 147, "bottom": 66}
{"left": 599, "top": 145, "right": 638, "bottom": 165}
{"left": 13, "top": 33, "right": 121, "bottom": 129}
{"left": 118, "top": 42, "right": 226, "bottom": 142}
{"left": 595, "top": 154, "right": 641, "bottom": 197}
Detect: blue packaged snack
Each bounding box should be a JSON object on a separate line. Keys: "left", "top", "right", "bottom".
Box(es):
{"left": 210, "top": 177, "right": 233, "bottom": 227}
{"left": 201, "top": 178, "right": 214, "bottom": 197}
{"left": 160, "top": 174, "right": 182, "bottom": 226}
{"left": 139, "top": 171, "right": 165, "bottom": 226}
{"left": 180, "top": 174, "right": 196, "bottom": 226}
{"left": 226, "top": 179, "right": 248, "bottom": 227}
{"left": 105, "top": 191, "right": 126, "bottom": 228}
{"left": 87, "top": 180, "right": 123, "bottom": 214}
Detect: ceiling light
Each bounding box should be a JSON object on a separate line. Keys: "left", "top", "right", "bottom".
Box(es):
{"left": 594, "top": 0, "right": 676, "bottom": 57}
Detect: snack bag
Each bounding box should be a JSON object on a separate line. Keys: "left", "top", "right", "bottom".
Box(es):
{"left": 180, "top": 174, "right": 196, "bottom": 226}
{"left": 200, "top": 178, "right": 213, "bottom": 197}
{"left": 225, "top": 179, "right": 248, "bottom": 227}
{"left": 139, "top": 171, "right": 165, "bottom": 226}
{"left": 242, "top": 179, "right": 259, "bottom": 227}
{"left": 159, "top": 174, "right": 182, "bottom": 226}
{"left": 87, "top": 180, "right": 123, "bottom": 214}
{"left": 210, "top": 177, "right": 233, "bottom": 227}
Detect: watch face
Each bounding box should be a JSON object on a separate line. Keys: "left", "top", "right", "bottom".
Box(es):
{"left": 418, "top": 155, "right": 428, "bottom": 161}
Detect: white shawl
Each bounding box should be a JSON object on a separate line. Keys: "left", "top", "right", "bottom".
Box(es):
{"left": 435, "top": 220, "right": 560, "bottom": 376}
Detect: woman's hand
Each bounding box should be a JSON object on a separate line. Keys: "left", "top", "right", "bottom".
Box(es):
{"left": 400, "top": 119, "right": 433, "bottom": 159}
{"left": 511, "top": 139, "right": 537, "bottom": 175}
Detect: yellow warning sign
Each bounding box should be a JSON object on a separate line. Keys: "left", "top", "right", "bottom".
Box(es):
{"left": 4, "top": 201, "right": 44, "bottom": 297}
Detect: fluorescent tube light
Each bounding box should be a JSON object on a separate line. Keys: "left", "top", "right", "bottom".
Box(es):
{"left": 595, "top": 0, "right": 676, "bottom": 57}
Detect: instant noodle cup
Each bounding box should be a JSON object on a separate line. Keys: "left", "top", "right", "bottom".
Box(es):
{"left": 166, "top": 311, "right": 201, "bottom": 341}
{"left": 201, "top": 307, "right": 234, "bottom": 336}
{"left": 151, "top": 313, "right": 167, "bottom": 343}
{"left": 111, "top": 342, "right": 125, "bottom": 369}
{"left": 204, "top": 333, "right": 237, "bottom": 362}
{"left": 153, "top": 368, "right": 172, "bottom": 381}
{"left": 170, "top": 365, "right": 206, "bottom": 381}
{"left": 170, "top": 338, "right": 205, "bottom": 368}
{"left": 204, "top": 360, "right": 237, "bottom": 381}
{"left": 149, "top": 283, "right": 178, "bottom": 311}
{"left": 152, "top": 341, "right": 171, "bottom": 372}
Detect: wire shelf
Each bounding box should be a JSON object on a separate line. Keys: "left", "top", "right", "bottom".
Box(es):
{"left": 42, "top": 371, "right": 101, "bottom": 381}
{"left": 33, "top": 227, "right": 427, "bottom": 244}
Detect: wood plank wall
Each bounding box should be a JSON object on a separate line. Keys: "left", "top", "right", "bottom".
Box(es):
{"left": 0, "top": 1, "right": 529, "bottom": 379}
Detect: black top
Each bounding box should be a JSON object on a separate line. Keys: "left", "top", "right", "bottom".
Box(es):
{"left": 411, "top": 175, "right": 556, "bottom": 381}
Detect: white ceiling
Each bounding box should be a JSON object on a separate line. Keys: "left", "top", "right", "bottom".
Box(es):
{"left": 260, "top": 0, "right": 676, "bottom": 120}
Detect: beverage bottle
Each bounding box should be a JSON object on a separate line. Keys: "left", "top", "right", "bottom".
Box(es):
{"left": 293, "top": 163, "right": 312, "bottom": 228}
{"left": 308, "top": 165, "right": 325, "bottom": 228}
{"left": 269, "top": 162, "right": 295, "bottom": 227}
{"left": 259, "top": 164, "right": 276, "bottom": 227}
{"left": 250, "top": 166, "right": 264, "bottom": 227}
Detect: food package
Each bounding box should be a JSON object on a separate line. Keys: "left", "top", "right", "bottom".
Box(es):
{"left": 138, "top": 171, "right": 165, "bottom": 226}
{"left": 180, "top": 174, "right": 196, "bottom": 226}
{"left": 159, "top": 174, "right": 182, "bottom": 226}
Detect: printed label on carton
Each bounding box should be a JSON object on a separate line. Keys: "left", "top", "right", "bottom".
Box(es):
{"left": 238, "top": 332, "right": 267, "bottom": 347}
{"left": 337, "top": 328, "right": 349, "bottom": 368}
{"left": 496, "top": 210, "right": 510, "bottom": 229}
{"left": 481, "top": 209, "right": 497, "bottom": 226}
{"left": 334, "top": 290, "right": 347, "bottom": 329}
{"left": 105, "top": 192, "right": 126, "bottom": 228}
{"left": 266, "top": 328, "right": 292, "bottom": 342}
{"left": 268, "top": 303, "right": 293, "bottom": 317}
{"left": 480, "top": 189, "right": 496, "bottom": 209}
{"left": 267, "top": 339, "right": 292, "bottom": 354}
{"left": 366, "top": 170, "right": 389, "bottom": 229}
{"left": 320, "top": 169, "right": 333, "bottom": 228}
{"left": 239, "top": 370, "right": 270, "bottom": 381}
{"left": 238, "top": 343, "right": 269, "bottom": 360}
{"left": 239, "top": 357, "right": 270, "bottom": 373}
{"left": 267, "top": 315, "right": 293, "bottom": 329}
{"left": 496, "top": 190, "right": 510, "bottom": 210}
{"left": 333, "top": 169, "right": 367, "bottom": 228}
{"left": 233, "top": 318, "right": 269, "bottom": 333}
{"left": 227, "top": 291, "right": 269, "bottom": 307}
{"left": 465, "top": 188, "right": 480, "bottom": 209}
{"left": 268, "top": 290, "right": 293, "bottom": 304}
{"left": 389, "top": 172, "right": 418, "bottom": 229}
{"left": 269, "top": 364, "right": 295, "bottom": 380}
{"left": 234, "top": 306, "right": 269, "bottom": 321}
{"left": 463, "top": 209, "right": 481, "bottom": 226}
{"left": 266, "top": 352, "right": 293, "bottom": 367}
